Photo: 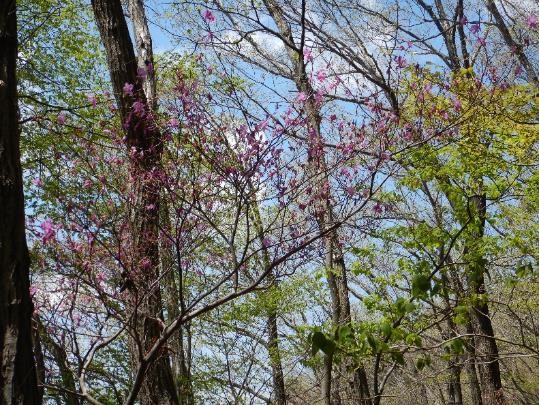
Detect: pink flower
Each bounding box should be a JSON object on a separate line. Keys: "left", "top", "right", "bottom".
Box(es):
{"left": 303, "top": 48, "right": 314, "bottom": 63}
{"left": 205, "top": 31, "right": 215, "bottom": 43}
{"left": 32, "top": 177, "right": 43, "bottom": 187}
{"left": 40, "top": 219, "right": 56, "bottom": 244}
{"left": 87, "top": 94, "right": 97, "bottom": 107}
{"left": 168, "top": 118, "right": 179, "bottom": 128}
{"left": 132, "top": 100, "right": 145, "bottom": 115}
{"left": 140, "top": 257, "right": 152, "bottom": 270}
{"left": 477, "top": 37, "right": 486, "bottom": 47}
{"left": 526, "top": 14, "right": 538, "bottom": 30}
{"left": 314, "top": 90, "right": 325, "bottom": 103}
{"left": 373, "top": 203, "right": 384, "bottom": 214}
{"left": 137, "top": 67, "right": 147, "bottom": 79}
{"left": 316, "top": 69, "right": 327, "bottom": 82}
{"left": 83, "top": 179, "right": 93, "bottom": 189}
{"left": 296, "top": 92, "right": 308, "bottom": 103}
{"left": 470, "top": 23, "right": 480, "bottom": 34}
{"left": 202, "top": 9, "right": 216, "bottom": 23}
{"left": 57, "top": 112, "right": 66, "bottom": 125}
{"left": 123, "top": 82, "right": 134, "bottom": 96}
{"left": 262, "top": 237, "right": 272, "bottom": 247}
{"left": 345, "top": 186, "right": 355, "bottom": 197}
{"left": 453, "top": 98, "right": 462, "bottom": 111}
{"left": 395, "top": 55, "right": 407, "bottom": 69}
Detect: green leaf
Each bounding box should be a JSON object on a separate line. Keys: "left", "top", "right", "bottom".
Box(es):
{"left": 391, "top": 351, "right": 405, "bottom": 365}
{"left": 311, "top": 331, "right": 336, "bottom": 356}
{"left": 405, "top": 333, "right": 422, "bottom": 347}
{"left": 412, "top": 273, "right": 431, "bottom": 298}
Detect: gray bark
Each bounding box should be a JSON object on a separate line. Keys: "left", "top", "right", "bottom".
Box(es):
{"left": 90, "top": 0, "right": 178, "bottom": 403}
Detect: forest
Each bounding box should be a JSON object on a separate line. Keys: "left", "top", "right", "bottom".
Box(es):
{"left": 0, "top": 0, "right": 538, "bottom": 404}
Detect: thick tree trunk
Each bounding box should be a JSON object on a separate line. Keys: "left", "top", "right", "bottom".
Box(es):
{"left": 469, "top": 276, "right": 504, "bottom": 405}
{"left": 0, "top": 2, "right": 40, "bottom": 403}
{"left": 127, "top": 0, "right": 157, "bottom": 109}
{"left": 466, "top": 193, "right": 504, "bottom": 405}
{"left": 90, "top": 1, "right": 178, "bottom": 403}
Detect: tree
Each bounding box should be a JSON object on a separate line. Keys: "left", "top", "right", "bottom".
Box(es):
{"left": 0, "top": 1, "right": 40, "bottom": 403}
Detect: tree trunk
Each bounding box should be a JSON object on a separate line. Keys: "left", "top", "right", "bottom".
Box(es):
{"left": 466, "top": 193, "right": 504, "bottom": 405}
{"left": 485, "top": 0, "right": 538, "bottom": 83}
{"left": 0, "top": 1, "right": 40, "bottom": 403}
{"left": 160, "top": 207, "right": 194, "bottom": 405}
{"left": 464, "top": 333, "right": 483, "bottom": 405}
{"left": 35, "top": 319, "right": 79, "bottom": 405}
{"left": 251, "top": 203, "right": 287, "bottom": 404}
{"left": 90, "top": 1, "right": 178, "bottom": 403}
{"left": 261, "top": 2, "right": 372, "bottom": 403}
{"left": 440, "top": 274, "right": 463, "bottom": 405}
{"left": 267, "top": 312, "right": 287, "bottom": 405}
{"left": 127, "top": 0, "right": 157, "bottom": 109}
{"left": 446, "top": 360, "right": 463, "bottom": 405}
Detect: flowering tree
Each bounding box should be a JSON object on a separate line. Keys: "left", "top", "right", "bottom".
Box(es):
{"left": 2, "top": 0, "right": 538, "bottom": 404}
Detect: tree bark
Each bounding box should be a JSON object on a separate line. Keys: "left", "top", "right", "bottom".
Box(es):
{"left": 90, "top": 1, "right": 178, "bottom": 403}
{"left": 0, "top": 1, "right": 40, "bottom": 403}
{"left": 466, "top": 193, "right": 504, "bottom": 405}
{"left": 160, "top": 210, "right": 194, "bottom": 405}
{"left": 127, "top": 0, "right": 157, "bottom": 109}
{"left": 267, "top": 311, "right": 287, "bottom": 405}
{"left": 251, "top": 202, "right": 287, "bottom": 404}
{"left": 464, "top": 331, "right": 483, "bottom": 405}
{"left": 35, "top": 319, "right": 79, "bottom": 405}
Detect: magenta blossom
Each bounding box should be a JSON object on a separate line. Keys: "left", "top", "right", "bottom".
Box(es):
{"left": 262, "top": 237, "right": 272, "bottom": 248}
{"left": 296, "top": 92, "right": 308, "bottom": 103}
{"left": 87, "top": 94, "right": 97, "bottom": 107}
{"left": 132, "top": 100, "right": 145, "bottom": 115}
{"left": 203, "top": 9, "right": 216, "bottom": 23}
{"left": 395, "top": 55, "right": 407, "bottom": 69}
{"left": 526, "top": 14, "right": 538, "bottom": 30}
{"left": 316, "top": 69, "right": 327, "bottom": 82}
{"left": 123, "top": 82, "right": 134, "bottom": 96}
{"left": 137, "top": 66, "right": 147, "bottom": 79}
{"left": 40, "top": 219, "right": 56, "bottom": 244}
{"left": 168, "top": 118, "right": 179, "bottom": 128}
{"left": 303, "top": 48, "right": 314, "bottom": 63}
{"left": 57, "top": 112, "right": 66, "bottom": 125}
{"left": 470, "top": 23, "right": 480, "bottom": 34}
